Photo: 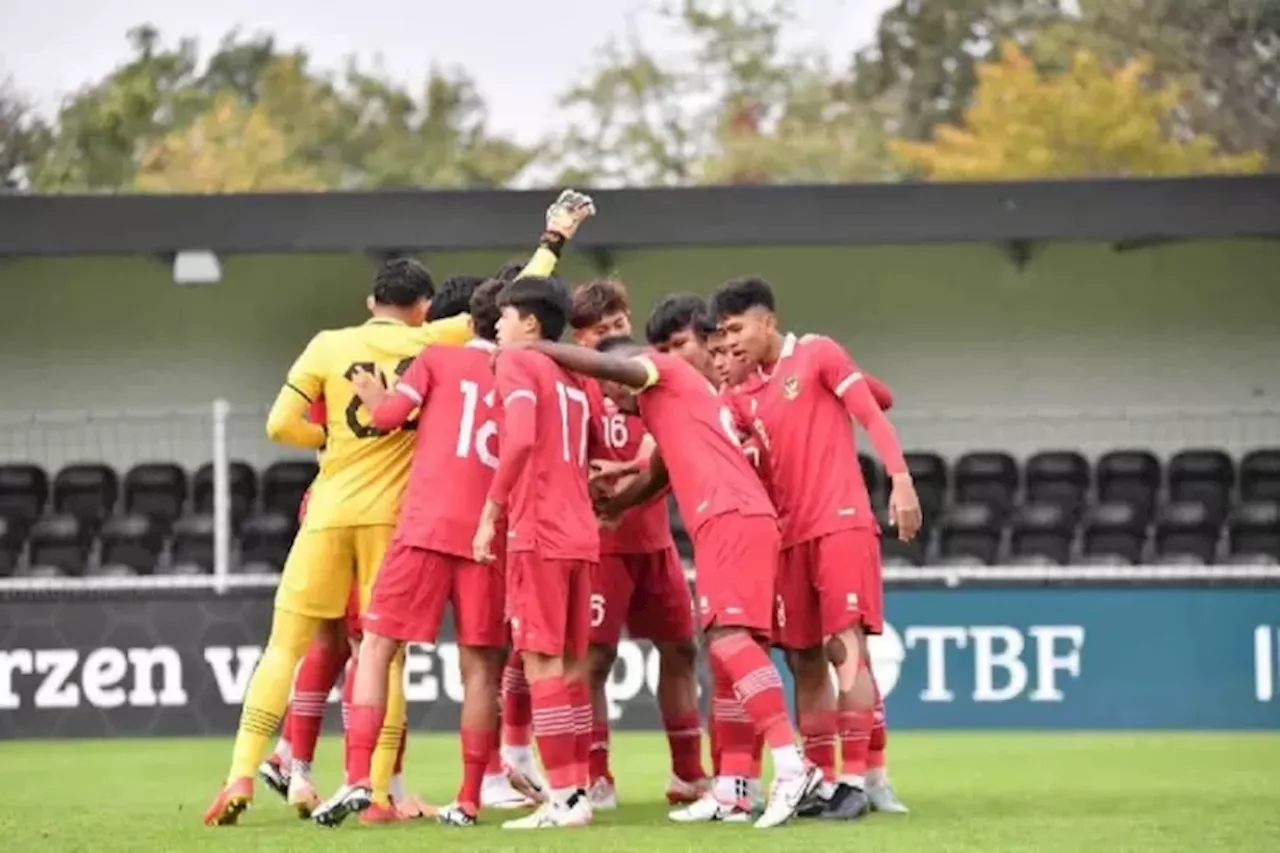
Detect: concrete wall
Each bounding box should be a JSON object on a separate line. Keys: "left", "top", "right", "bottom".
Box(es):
{"left": 1, "top": 239, "right": 1277, "bottom": 473}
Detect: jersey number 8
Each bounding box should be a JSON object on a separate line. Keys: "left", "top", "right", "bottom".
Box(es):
{"left": 343, "top": 358, "right": 418, "bottom": 439}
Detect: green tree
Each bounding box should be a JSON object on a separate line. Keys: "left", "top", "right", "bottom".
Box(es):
{"left": 890, "top": 42, "right": 1266, "bottom": 180}
{"left": 0, "top": 78, "right": 53, "bottom": 190}
{"left": 550, "top": 0, "right": 897, "bottom": 186}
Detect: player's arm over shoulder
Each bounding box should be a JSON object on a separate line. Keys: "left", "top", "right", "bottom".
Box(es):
{"left": 418, "top": 314, "right": 473, "bottom": 347}
{"left": 267, "top": 331, "right": 330, "bottom": 448}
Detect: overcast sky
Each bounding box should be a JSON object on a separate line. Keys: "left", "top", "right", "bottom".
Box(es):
{"left": 0, "top": 0, "right": 894, "bottom": 143}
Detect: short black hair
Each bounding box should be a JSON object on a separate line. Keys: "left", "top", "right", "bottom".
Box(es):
{"left": 645, "top": 293, "right": 717, "bottom": 346}
{"left": 709, "top": 276, "right": 775, "bottom": 319}
{"left": 498, "top": 276, "right": 570, "bottom": 341}
{"left": 494, "top": 260, "right": 527, "bottom": 282}
{"left": 428, "top": 275, "right": 486, "bottom": 321}
{"left": 596, "top": 335, "right": 642, "bottom": 356}
{"left": 469, "top": 278, "right": 505, "bottom": 341}
{"left": 373, "top": 257, "right": 435, "bottom": 307}
{"left": 570, "top": 279, "right": 631, "bottom": 329}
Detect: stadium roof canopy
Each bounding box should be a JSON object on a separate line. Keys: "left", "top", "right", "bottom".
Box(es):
{"left": 1, "top": 175, "right": 1277, "bottom": 258}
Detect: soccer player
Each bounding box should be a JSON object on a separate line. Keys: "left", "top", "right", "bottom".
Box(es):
{"left": 564, "top": 280, "right": 707, "bottom": 809}
{"left": 204, "top": 190, "right": 593, "bottom": 827}
{"left": 311, "top": 279, "right": 510, "bottom": 828}
{"left": 471, "top": 276, "right": 605, "bottom": 830}
{"left": 513, "top": 335, "right": 823, "bottom": 830}
{"left": 709, "top": 276, "right": 919, "bottom": 820}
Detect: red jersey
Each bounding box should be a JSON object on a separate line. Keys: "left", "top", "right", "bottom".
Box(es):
{"left": 488, "top": 348, "right": 601, "bottom": 561}
{"left": 633, "top": 352, "right": 775, "bottom": 535}
{"left": 376, "top": 340, "right": 501, "bottom": 557}
{"left": 740, "top": 333, "right": 904, "bottom": 547}
{"left": 596, "top": 394, "right": 674, "bottom": 555}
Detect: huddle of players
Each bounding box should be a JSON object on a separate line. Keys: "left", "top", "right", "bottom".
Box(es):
{"left": 204, "top": 189, "right": 923, "bottom": 831}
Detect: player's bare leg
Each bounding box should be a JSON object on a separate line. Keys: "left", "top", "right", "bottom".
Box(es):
{"left": 312, "top": 631, "right": 400, "bottom": 827}
{"left": 655, "top": 638, "right": 710, "bottom": 804}
{"left": 440, "top": 645, "right": 505, "bottom": 826}
{"left": 206, "top": 608, "right": 321, "bottom": 826}
{"left": 502, "top": 651, "right": 592, "bottom": 830}
{"left": 822, "top": 627, "right": 876, "bottom": 821}
{"left": 788, "top": 646, "right": 841, "bottom": 817}
{"left": 500, "top": 651, "right": 546, "bottom": 804}
{"left": 585, "top": 642, "right": 619, "bottom": 809}
{"left": 864, "top": 663, "right": 908, "bottom": 813}
{"left": 703, "top": 625, "right": 820, "bottom": 829}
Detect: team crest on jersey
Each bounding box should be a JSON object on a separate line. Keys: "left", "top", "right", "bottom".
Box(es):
{"left": 782, "top": 374, "right": 800, "bottom": 400}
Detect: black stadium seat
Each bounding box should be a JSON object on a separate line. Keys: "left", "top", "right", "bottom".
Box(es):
{"left": 261, "top": 461, "right": 319, "bottom": 518}
{"left": 0, "top": 516, "right": 21, "bottom": 577}
{"left": 1025, "top": 451, "right": 1090, "bottom": 522}
{"left": 1096, "top": 450, "right": 1160, "bottom": 525}
{"left": 859, "top": 453, "right": 885, "bottom": 508}
{"left": 879, "top": 509, "right": 927, "bottom": 567}
{"left": 100, "top": 514, "right": 164, "bottom": 575}
{"left": 1168, "top": 449, "right": 1234, "bottom": 526}
{"left": 1009, "top": 501, "right": 1074, "bottom": 565}
{"left": 1227, "top": 500, "right": 1280, "bottom": 562}
{"left": 904, "top": 452, "right": 948, "bottom": 526}
{"left": 938, "top": 502, "right": 1001, "bottom": 565}
{"left": 1241, "top": 449, "right": 1280, "bottom": 503}
{"left": 1080, "top": 500, "right": 1146, "bottom": 565}
{"left": 28, "top": 513, "right": 90, "bottom": 576}
{"left": 52, "top": 463, "right": 118, "bottom": 531}
{"left": 0, "top": 463, "right": 48, "bottom": 535}
{"left": 170, "top": 513, "right": 216, "bottom": 574}
{"left": 193, "top": 461, "right": 258, "bottom": 527}
{"left": 1154, "top": 500, "right": 1219, "bottom": 565}
{"left": 239, "top": 512, "right": 296, "bottom": 572}
{"left": 123, "top": 463, "right": 188, "bottom": 528}
{"left": 953, "top": 452, "right": 1018, "bottom": 521}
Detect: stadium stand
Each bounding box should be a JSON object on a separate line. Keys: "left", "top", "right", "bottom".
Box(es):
{"left": 0, "top": 448, "right": 1277, "bottom": 575}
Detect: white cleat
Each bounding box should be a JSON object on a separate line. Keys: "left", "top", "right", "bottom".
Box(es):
{"left": 436, "top": 802, "right": 479, "bottom": 827}
{"left": 312, "top": 782, "right": 373, "bottom": 828}
{"left": 503, "top": 760, "right": 548, "bottom": 805}
{"left": 867, "top": 780, "right": 910, "bottom": 814}
{"left": 588, "top": 776, "right": 618, "bottom": 810}
{"left": 287, "top": 775, "right": 322, "bottom": 819}
{"left": 669, "top": 792, "right": 752, "bottom": 823}
{"left": 755, "top": 766, "right": 824, "bottom": 829}
{"left": 502, "top": 794, "right": 591, "bottom": 830}
{"left": 665, "top": 775, "right": 711, "bottom": 805}
{"left": 481, "top": 773, "right": 535, "bottom": 809}
{"left": 257, "top": 757, "right": 290, "bottom": 801}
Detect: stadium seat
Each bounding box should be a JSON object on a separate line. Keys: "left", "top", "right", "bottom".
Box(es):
{"left": 52, "top": 463, "right": 119, "bottom": 532}
{"left": 1080, "top": 500, "right": 1147, "bottom": 565}
{"left": 1008, "top": 501, "right": 1074, "bottom": 565}
{"left": 193, "top": 461, "right": 258, "bottom": 527}
{"left": 1075, "top": 553, "right": 1134, "bottom": 567}
{"left": 904, "top": 451, "right": 948, "bottom": 526}
{"left": 1154, "top": 500, "right": 1219, "bottom": 565}
{"left": 1168, "top": 449, "right": 1234, "bottom": 526}
{"left": 170, "top": 513, "right": 216, "bottom": 574}
{"left": 1226, "top": 500, "right": 1280, "bottom": 562}
{"left": 1240, "top": 449, "right": 1280, "bottom": 503}
{"left": 99, "top": 514, "right": 164, "bottom": 575}
{"left": 938, "top": 502, "right": 1001, "bottom": 565}
{"left": 15, "top": 564, "right": 67, "bottom": 579}
{"left": 1154, "top": 552, "right": 1208, "bottom": 567}
{"left": 859, "top": 453, "right": 885, "bottom": 507}
{"left": 0, "top": 463, "right": 48, "bottom": 536}
{"left": 261, "top": 460, "right": 319, "bottom": 517}
{"left": 90, "top": 563, "right": 140, "bottom": 578}
{"left": 123, "top": 463, "right": 188, "bottom": 528}
{"left": 1025, "top": 451, "right": 1090, "bottom": 522}
{"left": 953, "top": 452, "right": 1018, "bottom": 521}
{"left": 1095, "top": 450, "right": 1161, "bottom": 525}
{"left": 28, "top": 514, "right": 90, "bottom": 576}
{"left": 239, "top": 512, "right": 296, "bottom": 572}
{"left": 879, "top": 509, "right": 927, "bottom": 566}
{"left": 0, "top": 516, "right": 21, "bottom": 577}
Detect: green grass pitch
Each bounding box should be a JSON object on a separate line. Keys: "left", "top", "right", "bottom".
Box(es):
{"left": 2, "top": 732, "right": 1277, "bottom": 852}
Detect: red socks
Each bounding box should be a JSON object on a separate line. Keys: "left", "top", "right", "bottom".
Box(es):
{"left": 589, "top": 717, "right": 611, "bottom": 784}
{"left": 529, "top": 677, "right": 579, "bottom": 792}
{"left": 838, "top": 708, "right": 874, "bottom": 780}
{"left": 707, "top": 633, "right": 795, "bottom": 750}
{"left": 708, "top": 706, "right": 723, "bottom": 777}
{"left": 869, "top": 677, "right": 887, "bottom": 771}
{"left": 289, "top": 638, "right": 350, "bottom": 763}
{"left": 485, "top": 745, "right": 503, "bottom": 775}
{"left": 344, "top": 703, "right": 384, "bottom": 785}
{"left": 800, "top": 710, "right": 839, "bottom": 782}
{"left": 567, "top": 679, "right": 592, "bottom": 789}
{"left": 501, "top": 652, "right": 532, "bottom": 748}
{"left": 458, "top": 727, "right": 498, "bottom": 812}
{"left": 710, "top": 666, "right": 756, "bottom": 778}
{"left": 662, "top": 709, "right": 706, "bottom": 783}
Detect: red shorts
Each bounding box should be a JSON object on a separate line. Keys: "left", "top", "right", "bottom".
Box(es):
{"left": 508, "top": 553, "right": 593, "bottom": 658}
{"left": 590, "top": 547, "right": 695, "bottom": 646}
{"left": 364, "top": 542, "right": 506, "bottom": 647}
{"left": 774, "top": 528, "right": 884, "bottom": 650}
{"left": 691, "top": 512, "right": 778, "bottom": 635}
